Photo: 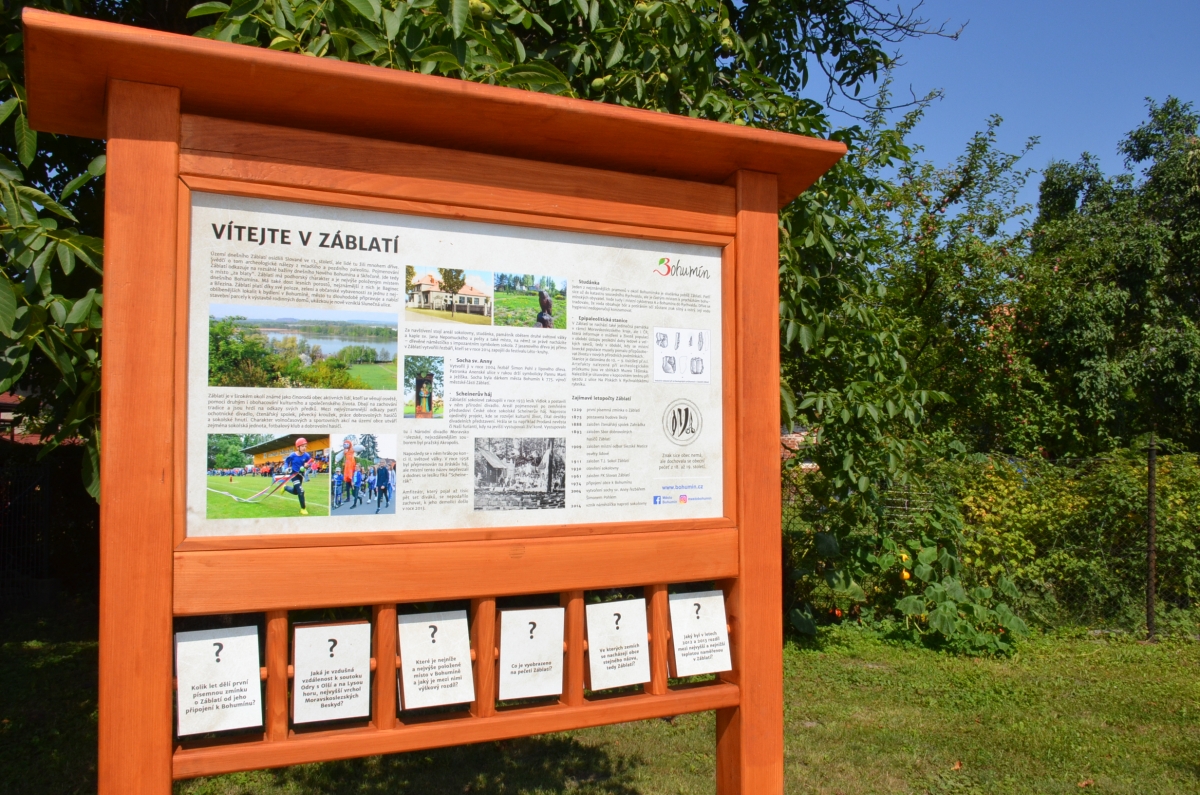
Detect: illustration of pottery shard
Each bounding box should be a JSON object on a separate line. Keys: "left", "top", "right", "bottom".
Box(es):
{"left": 662, "top": 356, "right": 676, "bottom": 374}
{"left": 655, "top": 332, "right": 668, "bottom": 348}
{"left": 674, "top": 332, "right": 680, "bottom": 350}
{"left": 698, "top": 332, "right": 704, "bottom": 351}
{"left": 690, "top": 357, "right": 704, "bottom": 375}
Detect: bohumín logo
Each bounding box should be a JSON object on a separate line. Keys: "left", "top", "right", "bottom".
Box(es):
{"left": 652, "top": 256, "right": 711, "bottom": 280}
{"left": 661, "top": 399, "right": 703, "bottom": 446}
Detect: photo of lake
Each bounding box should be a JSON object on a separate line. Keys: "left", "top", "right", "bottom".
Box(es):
{"left": 209, "top": 303, "right": 399, "bottom": 391}
{"left": 263, "top": 332, "right": 397, "bottom": 359}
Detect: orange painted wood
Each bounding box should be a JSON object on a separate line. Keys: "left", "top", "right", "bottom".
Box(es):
{"left": 19, "top": 11, "right": 841, "bottom": 786}
{"left": 265, "top": 611, "right": 289, "bottom": 742}
{"left": 178, "top": 174, "right": 733, "bottom": 251}
{"left": 714, "top": 170, "right": 785, "bottom": 794}
{"left": 372, "top": 605, "right": 398, "bottom": 730}
{"left": 172, "top": 181, "right": 191, "bottom": 548}
{"left": 179, "top": 116, "right": 735, "bottom": 235}
{"left": 721, "top": 239, "right": 740, "bottom": 523}
{"left": 96, "top": 79, "right": 180, "bottom": 795}
{"left": 469, "top": 598, "right": 496, "bottom": 718}
{"left": 174, "top": 516, "right": 734, "bottom": 553}
{"left": 174, "top": 682, "right": 738, "bottom": 779}
{"left": 561, "top": 591, "right": 585, "bottom": 706}
{"left": 173, "top": 529, "right": 738, "bottom": 615}
{"left": 24, "top": 10, "right": 844, "bottom": 206}
{"left": 645, "top": 584, "right": 670, "bottom": 696}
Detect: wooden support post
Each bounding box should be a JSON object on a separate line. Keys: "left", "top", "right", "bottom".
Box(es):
{"left": 372, "top": 604, "right": 398, "bottom": 729}
{"left": 561, "top": 590, "right": 585, "bottom": 705}
{"left": 96, "top": 79, "right": 180, "bottom": 795}
{"left": 645, "top": 584, "right": 669, "bottom": 696}
{"left": 265, "top": 611, "right": 289, "bottom": 741}
{"left": 716, "top": 170, "right": 784, "bottom": 795}
{"left": 469, "top": 598, "right": 496, "bottom": 717}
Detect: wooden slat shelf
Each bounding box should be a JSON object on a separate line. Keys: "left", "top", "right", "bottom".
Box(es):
{"left": 23, "top": 11, "right": 807, "bottom": 790}
{"left": 173, "top": 529, "right": 739, "bottom": 615}
{"left": 173, "top": 682, "right": 738, "bottom": 779}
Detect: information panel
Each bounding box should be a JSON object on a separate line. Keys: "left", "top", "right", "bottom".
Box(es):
{"left": 186, "top": 193, "right": 725, "bottom": 536}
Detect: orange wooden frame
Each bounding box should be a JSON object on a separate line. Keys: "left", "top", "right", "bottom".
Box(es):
{"left": 24, "top": 10, "right": 844, "bottom": 795}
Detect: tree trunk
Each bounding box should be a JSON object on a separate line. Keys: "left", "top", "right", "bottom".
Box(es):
{"left": 1147, "top": 430, "right": 1158, "bottom": 640}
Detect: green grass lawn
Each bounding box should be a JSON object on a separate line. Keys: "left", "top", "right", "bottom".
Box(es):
{"left": 4, "top": 610, "right": 1198, "bottom": 795}
{"left": 494, "top": 291, "right": 568, "bottom": 329}
{"left": 348, "top": 360, "right": 398, "bottom": 390}
{"left": 205, "top": 473, "right": 329, "bottom": 519}
{"left": 405, "top": 307, "right": 493, "bottom": 325}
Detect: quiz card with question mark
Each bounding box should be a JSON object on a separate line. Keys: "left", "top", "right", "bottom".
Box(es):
{"left": 584, "top": 598, "right": 651, "bottom": 691}
{"left": 668, "top": 591, "right": 732, "bottom": 677}
{"left": 174, "top": 625, "right": 262, "bottom": 737}
{"left": 292, "top": 621, "right": 371, "bottom": 724}
{"left": 497, "top": 606, "right": 565, "bottom": 700}
{"left": 397, "top": 610, "right": 475, "bottom": 710}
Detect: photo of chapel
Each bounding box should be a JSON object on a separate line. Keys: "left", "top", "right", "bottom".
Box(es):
{"left": 405, "top": 267, "right": 493, "bottom": 326}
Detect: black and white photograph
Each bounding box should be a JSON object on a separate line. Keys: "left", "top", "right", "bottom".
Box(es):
{"left": 473, "top": 437, "right": 566, "bottom": 510}
{"left": 652, "top": 326, "right": 711, "bottom": 384}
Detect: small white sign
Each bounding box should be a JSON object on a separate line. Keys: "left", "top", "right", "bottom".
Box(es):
{"left": 292, "top": 621, "right": 371, "bottom": 724}
{"left": 397, "top": 610, "right": 476, "bottom": 709}
{"left": 175, "top": 625, "right": 262, "bottom": 736}
{"left": 668, "top": 591, "right": 732, "bottom": 677}
{"left": 652, "top": 326, "right": 711, "bottom": 384}
{"left": 498, "top": 606, "right": 565, "bottom": 700}
{"left": 585, "top": 598, "right": 651, "bottom": 691}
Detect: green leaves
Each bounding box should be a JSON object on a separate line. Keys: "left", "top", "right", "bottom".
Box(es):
{"left": 789, "top": 607, "right": 817, "bottom": 636}
{"left": 227, "top": 0, "right": 263, "bottom": 19}
{"left": 0, "top": 274, "right": 15, "bottom": 336}
{"left": 0, "top": 46, "right": 104, "bottom": 493}
{"left": 448, "top": 0, "right": 469, "bottom": 37}
{"left": 0, "top": 97, "right": 17, "bottom": 126}
{"left": 896, "top": 595, "right": 924, "bottom": 616}
{"left": 603, "top": 38, "right": 624, "bottom": 68}
{"left": 342, "top": 0, "right": 381, "bottom": 23}
{"left": 13, "top": 111, "right": 34, "bottom": 167}
{"left": 187, "top": 1, "right": 231, "bottom": 16}
{"left": 928, "top": 604, "right": 957, "bottom": 636}
{"left": 58, "top": 154, "right": 106, "bottom": 201}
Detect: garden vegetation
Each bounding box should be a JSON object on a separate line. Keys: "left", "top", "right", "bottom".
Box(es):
{"left": 0, "top": 0, "right": 1195, "bottom": 646}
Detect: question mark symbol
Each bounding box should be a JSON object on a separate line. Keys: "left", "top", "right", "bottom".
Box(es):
{"left": 328, "top": 638, "right": 338, "bottom": 658}
{"left": 694, "top": 603, "right": 702, "bottom": 619}
{"left": 213, "top": 642, "right": 223, "bottom": 663}
{"left": 613, "top": 612, "right": 622, "bottom": 630}
{"left": 528, "top": 621, "right": 537, "bottom": 639}
{"left": 429, "top": 625, "right": 438, "bottom": 644}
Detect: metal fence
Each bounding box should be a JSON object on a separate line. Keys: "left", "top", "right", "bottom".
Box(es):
{"left": 782, "top": 453, "right": 1200, "bottom": 632}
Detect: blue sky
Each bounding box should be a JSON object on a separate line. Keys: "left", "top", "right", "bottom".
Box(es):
{"left": 830, "top": 0, "right": 1200, "bottom": 212}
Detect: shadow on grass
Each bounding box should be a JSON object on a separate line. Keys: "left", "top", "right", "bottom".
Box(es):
{"left": 0, "top": 599, "right": 99, "bottom": 795}
{"left": 2, "top": 600, "right": 647, "bottom": 795}
{"left": 184, "top": 735, "right": 646, "bottom": 795}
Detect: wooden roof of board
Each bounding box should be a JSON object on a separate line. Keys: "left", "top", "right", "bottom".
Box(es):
{"left": 22, "top": 9, "right": 845, "bottom": 208}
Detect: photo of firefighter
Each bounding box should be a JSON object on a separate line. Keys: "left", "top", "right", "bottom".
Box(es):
{"left": 331, "top": 433, "right": 397, "bottom": 516}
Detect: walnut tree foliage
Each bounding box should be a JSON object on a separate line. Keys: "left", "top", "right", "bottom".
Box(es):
{"left": 0, "top": 0, "right": 1015, "bottom": 646}
{"left": 0, "top": 0, "right": 946, "bottom": 493}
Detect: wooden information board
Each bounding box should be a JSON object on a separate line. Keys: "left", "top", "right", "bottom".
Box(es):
{"left": 24, "top": 9, "right": 843, "bottom": 793}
